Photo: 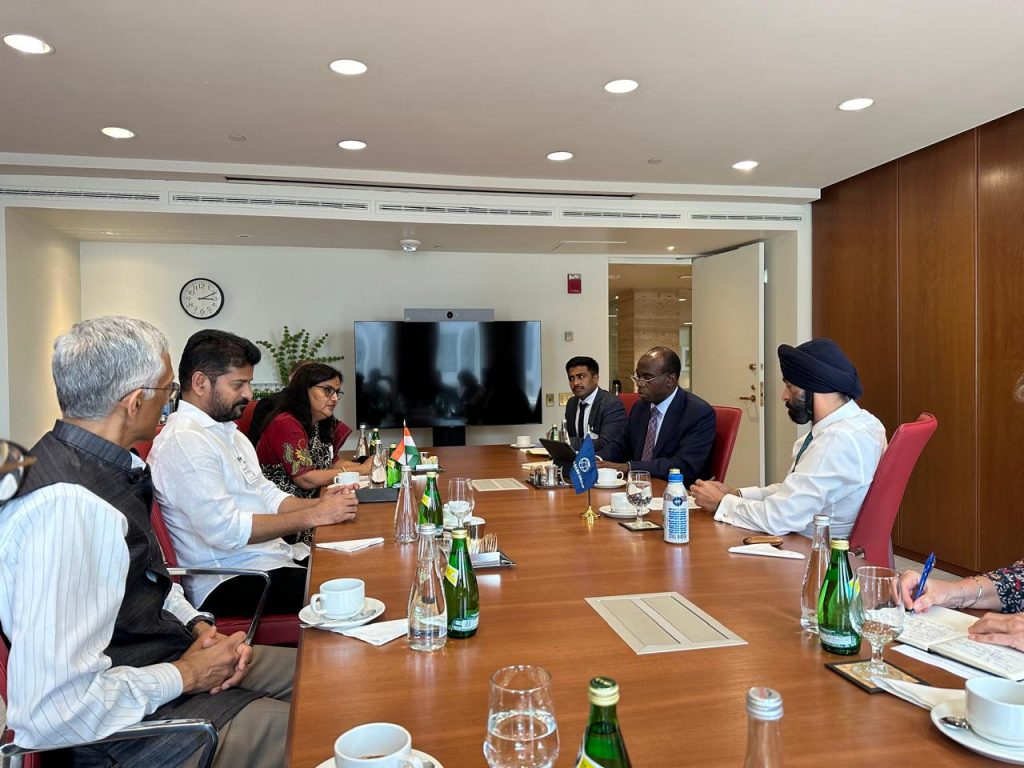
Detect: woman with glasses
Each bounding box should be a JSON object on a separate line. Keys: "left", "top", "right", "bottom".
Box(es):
{"left": 252, "top": 363, "right": 355, "bottom": 497}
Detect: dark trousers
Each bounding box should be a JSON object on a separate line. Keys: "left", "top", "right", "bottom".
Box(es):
{"left": 200, "top": 560, "right": 309, "bottom": 616}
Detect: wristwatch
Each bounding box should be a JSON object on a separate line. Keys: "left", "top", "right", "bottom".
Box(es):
{"left": 185, "top": 612, "right": 215, "bottom": 634}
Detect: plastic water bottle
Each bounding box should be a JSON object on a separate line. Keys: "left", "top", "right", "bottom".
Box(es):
{"left": 663, "top": 468, "right": 689, "bottom": 544}
{"left": 408, "top": 523, "right": 447, "bottom": 651}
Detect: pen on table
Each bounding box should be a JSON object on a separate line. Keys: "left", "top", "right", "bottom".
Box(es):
{"left": 910, "top": 552, "right": 936, "bottom": 612}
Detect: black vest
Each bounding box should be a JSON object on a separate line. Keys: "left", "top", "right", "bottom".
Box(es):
{"left": 13, "top": 422, "right": 261, "bottom": 767}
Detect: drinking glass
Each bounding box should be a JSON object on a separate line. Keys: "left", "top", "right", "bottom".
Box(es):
{"left": 483, "top": 665, "right": 559, "bottom": 768}
{"left": 448, "top": 476, "right": 475, "bottom": 529}
{"left": 848, "top": 566, "right": 905, "bottom": 678}
{"left": 626, "top": 470, "right": 654, "bottom": 529}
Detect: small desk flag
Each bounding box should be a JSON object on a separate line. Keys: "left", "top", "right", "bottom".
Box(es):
{"left": 570, "top": 434, "right": 598, "bottom": 494}
{"left": 390, "top": 421, "right": 421, "bottom": 468}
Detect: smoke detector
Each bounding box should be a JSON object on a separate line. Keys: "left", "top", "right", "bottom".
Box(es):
{"left": 400, "top": 239, "right": 421, "bottom": 253}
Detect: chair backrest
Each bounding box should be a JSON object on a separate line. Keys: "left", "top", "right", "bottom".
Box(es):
{"left": 233, "top": 400, "right": 259, "bottom": 436}
{"left": 849, "top": 412, "right": 938, "bottom": 568}
{"left": 149, "top": 500, "right": 180, "bottom": 568}
{"left": 617, "top": 392, "right": 641, "bottom": 416}
{"left": 133, "top": 439, "right": 154, "bottom": 461}
{"left": 709, "top": 406, "right": 742, "bottom": 484}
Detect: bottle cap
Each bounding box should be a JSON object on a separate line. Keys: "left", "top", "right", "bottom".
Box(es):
{"left": 452, "top": 528, "right": 468, "bottom": 539}
{"left": 427, "top": 471, "right": 437, "bottom": 478}
{"left": 418, "top": 523, "right": 436, "bottom": 535}
{"left": 830, "top": 538, "right": 849, "bottom": 551}
{"left": 746, "top": 687, "right": 783, "bottom": 721}
{"left": 667, "top": 468, "right": 683, "bottom": 482}
{"left": 813, "top": 514, "right": 830, "bottom": 525}
{"left": 588, "top": 676, "right": 620, "bottom": 706}
{"left": 390, "top": 443, "right": 397, "bottom": 448}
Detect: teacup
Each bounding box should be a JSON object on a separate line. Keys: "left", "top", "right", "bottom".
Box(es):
{"left": 597, "top": 468, "right": 624, "bottom": 485}
{"left": 609, "top": 492, "right": 632, "bottom": 512}
{"left": 966, "top": 677, "right": 1024, "bottom": 747}
{"left": 311, "top": 578, "right": 365, "bottom": 620}
{"left": 334, "top": 470, "right": 361, "bottom": 486}
{"left": 515, "top": 435, "right": 532, "bottom": 447}
{"left": 334, "top": 722, "right": 424, "bottom": 768}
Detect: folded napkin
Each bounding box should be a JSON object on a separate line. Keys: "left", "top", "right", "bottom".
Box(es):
{"left": 871, "top": 676, "right": 965, "bottom": 710}
{"left": 727, "top": 543, "right": 805, "bottom": 560}
{"left": 339, "top": 618, "right": 408, "bottom": 646}
{"left": 316, "top": 537, "right": 384, "bottom": 553}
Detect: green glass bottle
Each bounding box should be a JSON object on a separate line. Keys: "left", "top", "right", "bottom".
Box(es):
{"left": 386, "top": 443, "right": 401, "bottom": 487}
{"left": 369, "top": 427, "right": 381, "bottom": 453}
{"left": 817, "top": 538, "right": 861, "bottom": 655}
{"left": 443, "top": 528, "right": 479, "bottom": 638}
{"left": 576, "top": 676, "right": 631, "bottom": 768}
{"left": 418, "top": 471, "right": 443, "bottom": 532}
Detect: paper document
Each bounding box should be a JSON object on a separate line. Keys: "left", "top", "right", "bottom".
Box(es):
{"left": 897, "top": 606, "right": 1024, "bottom": 681}
{"left": 472, "top": 478, "right": 528, "bottom": 492}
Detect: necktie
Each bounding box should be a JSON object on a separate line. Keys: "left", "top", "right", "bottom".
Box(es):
{"left": 792, "top": 431, "right": 813, "bottom": 470}
{"left": 641, "top": 407, "right": 661, "bottom": 462}
{"left": 577, "top": 402, "right": 588, "bottom": 439}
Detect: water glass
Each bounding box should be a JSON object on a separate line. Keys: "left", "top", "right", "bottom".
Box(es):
{"left": 448, "top": 476, "right": 475, "bottom": 528}
{"left": 483, "top": 665, "right": 559, "bottom": 768}
{"left": 848, "top": 566, "right": 905, "bottom": 678}
{"left": 627, "top": 470, "right": 653, "bottom": 528}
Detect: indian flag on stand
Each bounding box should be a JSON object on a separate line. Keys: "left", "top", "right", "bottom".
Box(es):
{"left": 390, "top": 421, "right": 421, "bottom": 468}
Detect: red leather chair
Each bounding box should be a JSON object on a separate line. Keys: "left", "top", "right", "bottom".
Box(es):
{"left": 849, "top": 413, "right": 938, "bottom": 568}
{"left": 709, "top": 406, "right": 742, "bottom": 484}
{"left": 617, "top": 392, "right": 641, "bottom": 416}
{"left": 149, "top": 501, "right": 300, "bottom": 647}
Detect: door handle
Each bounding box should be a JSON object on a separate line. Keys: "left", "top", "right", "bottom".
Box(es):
{"left": 738, "top": 395, "right": 757, "bottom": 402}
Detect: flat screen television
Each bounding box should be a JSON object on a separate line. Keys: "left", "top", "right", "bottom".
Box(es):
{"left": 354, "top": 320, "right": 542, "bottom": 428}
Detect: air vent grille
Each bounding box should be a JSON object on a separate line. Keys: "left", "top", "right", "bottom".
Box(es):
{"left": 563, "top": 209, "right": 682, "bottom": 220}
{"left": 691, "top": 213, "right": 803, "bottom": 222}
{"left": 377, "top": 203, "right": 553, "bottom": 217}
{"left": 0, "top": 187, "right": 161, "bottom": 202}
{"left": 172, "top": 193, "right": 368, "bottom": 211}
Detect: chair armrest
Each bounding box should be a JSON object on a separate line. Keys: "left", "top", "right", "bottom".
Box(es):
{"left": 2, "top": 718, "right": 218, "bottom": 768}
{"left": 849, "top": 546, "right": 866, "bottom": 559}
{"left": 168, "top": 567, "right": 271, "bottom": 645}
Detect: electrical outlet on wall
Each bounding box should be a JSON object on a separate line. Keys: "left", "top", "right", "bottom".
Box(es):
{"left": 558, "top": 392, "right": 571, "bottom": 406}
{"left": 564, "top": 330, "right": 574, "bottom": 342}
{"left": 545, "top": 393, "right": 555, "bottom": 407}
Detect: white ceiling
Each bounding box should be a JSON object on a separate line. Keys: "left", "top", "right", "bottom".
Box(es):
{"left": 2, "top": 0, "right": 1024, "bottom": 191}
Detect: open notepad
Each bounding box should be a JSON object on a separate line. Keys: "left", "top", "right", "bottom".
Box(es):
{"left": 897, "top": 606, "right": 1024, "bottom": 681}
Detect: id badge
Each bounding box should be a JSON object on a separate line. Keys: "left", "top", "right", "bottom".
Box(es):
{"left": 237, "top": 456, "right": 259, "bottom": 486}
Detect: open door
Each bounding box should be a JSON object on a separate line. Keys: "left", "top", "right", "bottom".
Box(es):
{"left": 691, "top": 242, "right": 765, "bottom": 487}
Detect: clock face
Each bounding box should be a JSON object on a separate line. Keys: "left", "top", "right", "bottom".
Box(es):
{"left": 179, "top": 278, "right": 224, "bottom": 320}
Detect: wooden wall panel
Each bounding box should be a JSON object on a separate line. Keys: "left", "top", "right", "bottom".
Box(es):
{"left": 978, "top": 111, "right": 1024, "bottom": 571}
{"left": 897, "top": 131, "right": 978, "bottom": 568}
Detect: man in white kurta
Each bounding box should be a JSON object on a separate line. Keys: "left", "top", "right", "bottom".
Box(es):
{"left": 691, "top": 338, "right": 886, "bottom": 539}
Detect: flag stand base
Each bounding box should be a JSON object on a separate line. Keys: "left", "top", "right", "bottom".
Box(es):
{"left": 580, "top": 488, "right": 599, "bottom": 523}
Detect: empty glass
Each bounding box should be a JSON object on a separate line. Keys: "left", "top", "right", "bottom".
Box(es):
{"left": 626, "top": 470, "right": 654, "bottom": 529}
{"left": 448, "top": 476, "right": 476, "bottom": 529}
{"left": 483, "top": 665, "right": 559, "bottom": 768}
{"left": 848, "top": 566, "right": 905, "bottom": 678}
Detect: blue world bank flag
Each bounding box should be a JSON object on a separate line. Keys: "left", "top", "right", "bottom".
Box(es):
{"left": 570, "top": 434, "right": 598, "bottom": 493}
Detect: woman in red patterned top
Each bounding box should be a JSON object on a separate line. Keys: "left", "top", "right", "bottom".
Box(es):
{"left": 252, "top": 363, "right": 356, "bottom": 497}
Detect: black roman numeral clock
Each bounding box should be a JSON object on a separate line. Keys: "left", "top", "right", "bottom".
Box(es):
{"left": 179, "top": 278, "right": 225, "bottom": 319}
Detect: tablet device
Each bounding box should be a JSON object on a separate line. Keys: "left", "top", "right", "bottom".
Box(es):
{"left": 538, "top": 438, "right": 577, "bottom": 468}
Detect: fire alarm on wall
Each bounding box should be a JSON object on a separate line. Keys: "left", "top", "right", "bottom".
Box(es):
{"left": 567, "top": 273, "right": 582, "bottom": 294}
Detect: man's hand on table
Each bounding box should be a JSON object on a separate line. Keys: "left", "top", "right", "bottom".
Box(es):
{"left": 315, "top": 484, "right": 359, "bottom": 525}
{"left": 690, "top": 479, "right": 739, "bottom": 512}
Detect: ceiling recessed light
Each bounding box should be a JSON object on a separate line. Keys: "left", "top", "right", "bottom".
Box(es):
{"left": 604, "top": 79, "right": 639, "bottom": 94}
{"left": 684, "top": 322, "right": 693, "bottom": 326}
{"left": 400, "top": 239, "right": 421, "bottom": 253}
{"left": 103, "top": 231, "right": 117, "bottom": 236}
{"left": 329, "top": 59, "right": 368, "bottom": 76}
{"left": 732, "top": 160, "right": 758, "bottom": 171}
{"left": 338, "top": 139, "right": 367, "bottom": 150}
{"left": 3, "top": 34, "right": 54, "bottom": 54}
{"left": 228, "top": 133, "right": 247, "bottom": 142}
{"left": 101, "top": 126, "right": 135, "bottom": 140}
{"left": 614, "top": 295, "right": 619, "bottom": 300}
{"left": 837, "top": 97, "right": 874, "bottom": 112}
{"left": 678, "top": 298, "right": 688, "bottom": 302}
{"left": 546, "top": 151, "right": 573, "bottom": 162}
{"left": 678, "top": 275, "right": 691, "bottom": 280}
{"left": 666, "top": 245, "right": 676, "bottom": 251}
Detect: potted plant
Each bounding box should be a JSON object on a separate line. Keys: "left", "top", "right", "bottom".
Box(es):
{"left": 255, "top": 326, "right": 343, "bottom": 387}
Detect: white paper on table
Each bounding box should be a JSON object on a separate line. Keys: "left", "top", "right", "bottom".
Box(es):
{"left": 338, "top": 618, "right": 408, "bottom": 646}
{"left": 316, "top": 537, "right": 385, "bottom": 553}
{"left": 727, "top": 543, "right": 805, "bottom": 560}
{"left": 870, "top": 675, "right": 965, "bottom": 710}
{"left": 891, "top": 643, "right": 989, "bottom": 680}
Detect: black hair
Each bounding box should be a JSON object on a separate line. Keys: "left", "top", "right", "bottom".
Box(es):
{"left": 648, "top": 346, "right": 682, "bottom": 377}
{"left": 179, "top": 330, "right": 261, "bottom": 392}
{"left": 249, "top": 363, "right": 342, "bottom": 446}
{"left": 565, "top": 356, "right": 599, "bottom": 375}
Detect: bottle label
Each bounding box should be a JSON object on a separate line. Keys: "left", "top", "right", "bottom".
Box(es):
{"left": 445, "top": 563, "right": 459, "bottom": 585}
{"left": 576, "top": 754, "right": 608, "bottom": 768}
{"left": 451, "top": 614, "right": 478, "bottom": 631}
{"left": 818, "top": 627, "right": 859, "bottom": 649}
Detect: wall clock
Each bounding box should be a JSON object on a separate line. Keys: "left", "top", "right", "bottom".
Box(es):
{"left": 179, "top": 278, "right": 224, "bottom": 319}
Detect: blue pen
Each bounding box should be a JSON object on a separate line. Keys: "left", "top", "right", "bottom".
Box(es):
{"left": 912, "top": 552, "right": 936, "bottom": 605}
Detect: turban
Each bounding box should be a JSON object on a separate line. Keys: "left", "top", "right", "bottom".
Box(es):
{"left": 777, "top": 338, "right": 862, "bottom": 399}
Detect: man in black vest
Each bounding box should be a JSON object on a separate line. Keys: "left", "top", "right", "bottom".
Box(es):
{"left": 563, "top": 356, "right": 627, "bottom": 452}
{"left": 0, "top": 317, "right": 293, "bottom": 767}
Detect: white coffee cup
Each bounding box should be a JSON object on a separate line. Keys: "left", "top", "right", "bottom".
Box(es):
{"left": 610, "top": 492, "right": 631, "bottom": 512}
{"left": 335, "top": 470, "right": 361, "bottom": 486}
{"left": 966, "top": 677, "right": 1024, "bottom": 747}
{"left": 311, "top": 578, "right": 365, "bottom": 620}
{"left": 597, "top": 468, "right": 624, "bottom": 485}
{"left": 515, "top": 435, "right": 532, "bottom": 447}
{"left": 334, "top": 723, "right": 424, "bottom": 768}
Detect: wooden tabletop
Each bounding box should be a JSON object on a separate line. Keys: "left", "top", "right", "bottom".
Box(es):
{"left": 287, "top": 445, "right": 986, "bottom": 767}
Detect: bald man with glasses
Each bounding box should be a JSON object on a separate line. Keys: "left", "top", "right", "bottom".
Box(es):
{"left": 597, "top": 346, "right": 716, "bottom": 482}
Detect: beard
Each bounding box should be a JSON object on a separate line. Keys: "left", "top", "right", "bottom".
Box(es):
{"left": 785, "top": 390, "right": 814, "bottom": 425}
{"left": 209, "top": 390, "right": 248, "bottom": 423}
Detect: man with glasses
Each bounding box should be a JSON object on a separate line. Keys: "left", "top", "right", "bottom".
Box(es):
{"left": 150, "top": 330, "right": 358, "bottom": 617}
{"left": 0, "top": 317, "right": 293, "bottom": 767}
{"left": 564, "top": 356, "right": 627, "bottom": 452}
{"left": 597, "top": 346, "right": 716, "bottom": 481}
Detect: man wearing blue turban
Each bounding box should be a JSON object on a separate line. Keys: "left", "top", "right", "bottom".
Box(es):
{"left": 691, "top": 338, "right": 886, "bottom": 538}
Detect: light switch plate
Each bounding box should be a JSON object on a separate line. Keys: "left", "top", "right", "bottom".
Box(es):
{"left": 545, "top": 393, "right": 555, "bottom": 407}
{"left": 558, "top": 392, "right": 571, "bottom": 406}
{"left": 564, "top": 330, "right": 574, "bottom": 342}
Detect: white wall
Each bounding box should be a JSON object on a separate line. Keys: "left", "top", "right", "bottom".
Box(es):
{"left": 80, "top": 242, "right": 608, "bottom": 447}
{"left": 3, "top": 210, "right": 81, "bottom": 445}
{"left": 764, "top": 231, "right": 800, "bottom": 482}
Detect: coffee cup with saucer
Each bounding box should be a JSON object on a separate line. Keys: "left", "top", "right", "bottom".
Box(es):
{"left": 326, "top": 722, "right": 444, "bottom": 768}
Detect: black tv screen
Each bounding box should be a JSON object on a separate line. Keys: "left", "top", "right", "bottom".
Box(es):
{"left": 354, "top": 321, "right": 543, "bottom": 428}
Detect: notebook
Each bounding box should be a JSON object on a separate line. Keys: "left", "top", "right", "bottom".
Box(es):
{"left": 897, "top": 606, "right": 1024, "bottom": 681}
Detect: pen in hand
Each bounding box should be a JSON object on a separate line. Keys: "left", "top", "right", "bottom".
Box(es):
{"left": 910, "top": 552, "right": 936, "bottom": 612}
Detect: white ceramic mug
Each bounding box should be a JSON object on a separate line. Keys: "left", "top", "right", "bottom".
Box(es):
{"left": 610, "top": 492, "right": 631, "bottom": 512}
{"left": 335, "top": 470, "right": 361, "bottom": 486}
{"left": 515, "top": 435, "right": 532, "bottom": 447}
{"left": 334, "top": 723, "right": 424, "bottom": 768}
{"left": 966, "top": 677, "right": 1024, "bottom": 747}
{"left": 597, "top": 468, "right": 624, "bottom": 485}
{"left": 311, "top": 578, "right": 365, "bottom": 620}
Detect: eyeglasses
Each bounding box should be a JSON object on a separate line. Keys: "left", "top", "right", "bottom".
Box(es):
{"left": 315, "top": 385, "right": 344, "bottom": 399}
{"left": 630, "top": 371, "right": 668, "bottom": 386}
{"left": 135, "top": 382, "right": 181, "bottom": 403}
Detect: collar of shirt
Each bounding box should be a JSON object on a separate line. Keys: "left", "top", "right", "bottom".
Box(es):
{"left": 812, "top": 399, "right": 862, "bottom": 434}
{"left": 53, "top": 419, "right": 135, "bottom": 472}
{"left": 580, "top": 388, "right": 599, "bottom": 408}
{"left": 174, "top": 399, "right": 239, "bottom": 437}
{"left": 653, "top": 387, "right": 678, "bottom": 418}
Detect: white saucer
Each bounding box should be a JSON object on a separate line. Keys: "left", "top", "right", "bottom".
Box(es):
{"left": 509, "top": 442, "right": 537, "bottom": 449}
{"left": 594, "top": 479, "right": 626, "bottom": 489}
{"left": 315, "top": 749, "right": 444, "bottom": 768}
{"left": 299, "top": 597, "right": 385, "bottom": 630}
{"left": 599, "top": 505, "right": 648, "bottom": 519}
{"left": 931, "top": 700, "right": 1024, "bottom": 764}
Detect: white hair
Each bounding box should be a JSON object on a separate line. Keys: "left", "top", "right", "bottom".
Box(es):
{"left": 52, "top": 316, "right": 168, "bottom": 420}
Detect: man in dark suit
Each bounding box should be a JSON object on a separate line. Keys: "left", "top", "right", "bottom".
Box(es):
{"left": 564, "top": 356, "right": 627, "bottom": 452}
{"left": 598, "top": 346, "right": 716, "bottom": 481}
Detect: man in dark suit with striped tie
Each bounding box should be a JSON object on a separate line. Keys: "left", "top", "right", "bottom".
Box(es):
{"left": 597, "top": 346, "right": 716, "bottom": 482}
{"left": 564, "top": 356, "right": 627, "bottom": 453}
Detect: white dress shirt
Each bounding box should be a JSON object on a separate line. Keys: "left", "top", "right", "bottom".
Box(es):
{"left": 651, "top": 387, "right": 677, "bottom": 444}
{"left": 150, "top": 400, "right": 300, "bottom": 607}
{"left": 577, "top": 388, "right": 598, "bottom": 436}
{"left": 0, "top": 474, "right": 195, "bottom": 748}
{"left": 714, "top": 400, "right": 887, "bottom": 538}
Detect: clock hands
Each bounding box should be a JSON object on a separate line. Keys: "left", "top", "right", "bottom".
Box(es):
{"left": 197, "top": 293, "right": 218, "bottom": 300}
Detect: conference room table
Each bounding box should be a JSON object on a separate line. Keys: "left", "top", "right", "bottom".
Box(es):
{"left": 286, "top": 445, "right": 989, "bottom": 767}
